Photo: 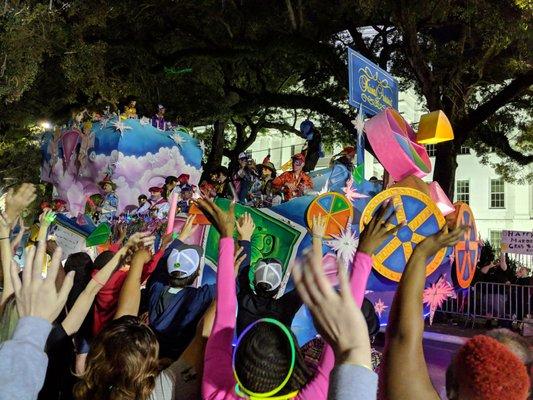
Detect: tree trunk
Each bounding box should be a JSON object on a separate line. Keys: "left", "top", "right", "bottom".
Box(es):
{"left": 202, "top": 120, "right": 226, "bottom": 181}
{"left": 432, "top": 141, "right": 458, "bottom": 200}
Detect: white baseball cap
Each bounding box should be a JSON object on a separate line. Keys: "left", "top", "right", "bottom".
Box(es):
{"left": 254, "top": 259, "right": 283, "bottom": 291}
{"left": 167, "top": 246, "right": 202, "bottom": 277}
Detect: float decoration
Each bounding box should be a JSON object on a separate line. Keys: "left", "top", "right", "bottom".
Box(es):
{"left": 416, "top": 110, "right": 454, "bottom": 144}
{"left": 449, "top": 202, "right": 479, "bottom": 288}
{"left": 306, "top": 192, "right": 353, "bottom": 239}
{"left": 429, "top": 181, "right": 455, "bottom": 217}
{"left": 365, "top": 107, "right": 431, "bottom": 182}
{"left": 423, "top": 274, "right": 456, "bottom": 325}
{"left": 360, "top": 187, "right": 447, "bottom": 282}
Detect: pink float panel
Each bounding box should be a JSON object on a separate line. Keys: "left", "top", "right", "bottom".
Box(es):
{"left": 365, "top": 107, "right": 431, "bottom": 182}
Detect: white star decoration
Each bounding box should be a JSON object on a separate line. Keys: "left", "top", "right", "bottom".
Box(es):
{"left": 112, "top": 120, "right": 132, "bottom": 135}
{"left": 169, "top": 131, "right": 186, "bottom": 147}
{"left": 325, "top": 226, "right": 359, "bottom": 266}
{"left": 342, "top": 177, "right": 368, "bottom": 202}
{"left": 140, "top": 116, "right": 150, "bottom": 126}
{"left": 423, "top": 274, "right": 456, "bottom": 325}
{"left": 374, "top": 298, "right": 388, "bottom": 318}
{"left": 352, "top": 111, "right": 365, "bottom": 134}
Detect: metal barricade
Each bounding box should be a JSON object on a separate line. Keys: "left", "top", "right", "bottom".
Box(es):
{"left": 470, "top": 282, "right": 532, "bottom": 325}
{"left": 436, "top": 287, "right": 473, "bottom": 326}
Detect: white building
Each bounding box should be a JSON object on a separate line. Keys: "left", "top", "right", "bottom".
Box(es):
{"left": 244, "top": 89, "right": 533, "bottom": 252}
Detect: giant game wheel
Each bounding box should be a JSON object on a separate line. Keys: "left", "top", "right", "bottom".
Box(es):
{"left": 360, "top": 187, "right": 446, "bottom": 282}
{"left": 306, "top": 192, "right": 353, "bottom": 239}
{"left": 450, "top": 202, "right": 479, "bottom": 288}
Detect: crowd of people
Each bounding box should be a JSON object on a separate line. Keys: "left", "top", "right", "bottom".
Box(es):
{"left": 0, "top": 182, "right": 531, "bottom": 400}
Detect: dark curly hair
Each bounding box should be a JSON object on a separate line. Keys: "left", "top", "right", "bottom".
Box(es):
{"left": 234, "top": 321, "right": 312, "bottom": 395}
{"left": 74, "top": 316, "right": 160, "bottom": 400}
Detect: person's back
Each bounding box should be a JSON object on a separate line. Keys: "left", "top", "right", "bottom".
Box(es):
{"left": 149, "top": 283, "right": 214, "bottom": 359}
{"left": 148, "top": 241, "right": 214, "bottom": 359}
{"left": 236, "top": 257, "right": 302, "bottom": 336}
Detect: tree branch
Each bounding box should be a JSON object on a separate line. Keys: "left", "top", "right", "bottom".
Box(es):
{"left": 230, "top": 87, "right": 356, "bottom": 138}
{"left": 455, "top": 69, "right": 533, "bottom": 140}
{"left": 474, "top": 127, "right": 533, "bottom": 165}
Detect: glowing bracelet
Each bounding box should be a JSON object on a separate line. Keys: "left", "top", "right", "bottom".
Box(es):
{"left": 233, "top": 318, "right": 296, "bottom": 398}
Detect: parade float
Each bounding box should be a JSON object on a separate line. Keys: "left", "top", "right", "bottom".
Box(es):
{"left": 40, "top": 50, "right": 479, "bottom": 345}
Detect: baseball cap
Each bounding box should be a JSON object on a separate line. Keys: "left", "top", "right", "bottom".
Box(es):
{"left": 254, "top": 259, "right": 283, "bottom": 291}
{"left": 167, "top": 245, "right": 203, "bottom": 277}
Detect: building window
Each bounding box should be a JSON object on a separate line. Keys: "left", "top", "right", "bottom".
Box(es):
{"left": 425, "top": 144, "right": 436, "bottom": 157}
{"left": 490, "top": 179, "right": 505, "bottom": 208}
{"left": 490, "top": 230, "right": 502, "bottom": 254}
{"left": 455, "top": 180, "right": 470, "bottom": 204}
{"left": 459, "top": 146, "right": 470, "bottom": 155}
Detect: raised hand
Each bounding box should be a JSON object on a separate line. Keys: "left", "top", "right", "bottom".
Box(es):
{"left": 234, "top": 246, "right": 247, "bottom": 272}
{"left": 10, "top": 244, "right": 74, "bottom": 322}
{"left": 178, "top": 214, "right": 197, "bottom": 241}
{"left": 126, "top": 231, "right": 155, "bottom": 249}
{"left": 293, "top": 250, "right": 372, "bottom": 368}
{"left": 5, "top": 183, "right": 37, "bottom": 225}
{"left": 195, "top": 197, "right": 235, "bottom": 238}
{"left": 236, "top": 212, "right": 255, "bottom": 241}
{"left": 311, "top": 214, "right": 327, "bottom": 239}
{"left": 415, "top": 225, "right": 467, "bottom": 258}
{"left": 358, "top": 201, "right": 404, "bottom": 255}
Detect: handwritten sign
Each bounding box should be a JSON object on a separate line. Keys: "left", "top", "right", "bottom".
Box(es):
{"left": 348, "top": 48, "right": 398, "bottom": 115}
{"left": 50, "top": 223, "right": 90, "bottom": 260}
{"left": 501, "top": 230, "right": 533, "bottom": 255}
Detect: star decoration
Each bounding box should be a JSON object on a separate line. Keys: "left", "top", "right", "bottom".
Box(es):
{"left": 342, "top": 177, "right": 368, "bottom": 202}
{"left": 112, "top": 120, "right": 132, "bottom": 135}
{"left": 351, "top": 107, "right": 365, "bottom": 134}
{"left": 169, "top": 131, "right": 186, "bottom": 147}
{"left": 374, "top": 298, "right": 388, "bottom": 318}
{"left": 140, "top": 116, "right": 150, "bottom": 126}
{"left": 423, "top": 274, "right": 456, "bottom": 325}
{"left": 325, "top": 226, "right": 359, "bottom": 266}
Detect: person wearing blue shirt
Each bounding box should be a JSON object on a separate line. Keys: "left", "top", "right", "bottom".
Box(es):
{"left": 147, "top": 239, "right": 215, "bottom": 360}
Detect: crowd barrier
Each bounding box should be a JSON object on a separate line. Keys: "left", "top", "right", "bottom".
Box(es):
{"left": 436, "top": 282, "right": 533, "bottom": 331}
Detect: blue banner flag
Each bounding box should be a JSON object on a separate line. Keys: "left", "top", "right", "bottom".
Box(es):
{"left": 348, "top": 48, "right": 398, "bottom": 115}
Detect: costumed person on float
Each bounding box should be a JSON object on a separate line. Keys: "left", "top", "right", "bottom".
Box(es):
{"left": 199, "top": 180, "right": 217, "bottom": 199}
{"left": 233, "top": 152, "right": 258, "bottom": 204}
{"left": 299, "top": 119, "right": 324, "bottom": 172}
{"left": 148, "top": 187, "right": 170, "bottom": 220}
{"left": 162, "top": 176, "right": 179, "bottom": 200}
{"left": 327, "top": 145, "right": 356, "bottom": 191}
{"left": 176, "top": 184, "right": 194, "bottom": 214}
{"left": 121, "top": 98, "right": 138, "bottom": 119}
{"left": 52, "top": 199, "right": 69, "bottom": 216}
{"left": 214, "top": 166, "right": 233, "bottom": 199}
{"left": 134, "top": 194, "right": 151, "bottom": 216}
{"left": 272, "top": 153, "right": 313, "bottom": 202}
{"left": 98, "top": 176, "right": 119, "bottom": 223}
{"left": 249, "top": 156, "right": 281, "bottom": 207}
{"left": 151, "top": 104, "right": 166, "bottom": 130}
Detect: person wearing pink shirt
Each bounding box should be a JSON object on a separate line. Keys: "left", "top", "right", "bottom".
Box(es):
{"left": 197, "top": 198, "right": 401, "bottom": 400}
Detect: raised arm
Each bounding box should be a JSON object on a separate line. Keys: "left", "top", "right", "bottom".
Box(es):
{"left": 382, "top": 226, "right": 466, "bottom": 400}
{"left": 302, "top": 203, "right": 402, "bottom": 397}
{"left": 114, "top": 248, "right": 153, "bottom": 319}
{"left": 0, "top": 184, "right": 36, "bottom": 305}
{"left": 293, "top": 249, "right": 376, "bottom": 400}
{"left": 61, "top": 246, "right": 128, "bottom": 336}
{"left": 196, "top": 198, "right": 237, "bottom": 399}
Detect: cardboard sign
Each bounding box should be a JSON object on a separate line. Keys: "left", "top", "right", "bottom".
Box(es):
{"left": 501, "top": 230, "right": 533, "bottom": 255}
{"left": 50, "top": 223, "right": 89, "bottom": 260}
{"left": 348, "top": 48, "right": 398, "bottom": 115}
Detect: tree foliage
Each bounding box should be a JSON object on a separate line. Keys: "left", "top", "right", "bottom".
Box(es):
{"left": 0, "top": 0, "right": 530, "bottom": 196}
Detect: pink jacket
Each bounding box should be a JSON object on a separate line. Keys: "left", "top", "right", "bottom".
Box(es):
{"left": 202, "top": 237, "right": 372, "bottom": 399}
